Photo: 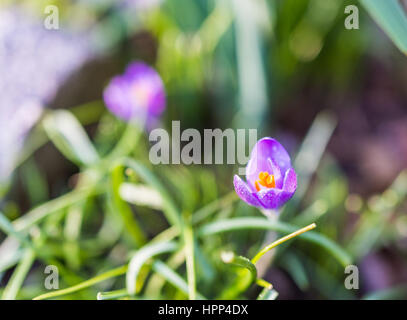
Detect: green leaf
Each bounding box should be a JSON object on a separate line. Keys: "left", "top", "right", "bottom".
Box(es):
{"left": 192, "top": 191, "right": 238, "bottom": 224}
{"left": 106, "top": 122, "right": 142, "bottom": 161}
{"left": 119, "top": 183, "right": 164, "bottom": 210}
{"left": 122, "top": 158, "right": 182, "bottom": 229}
{"left": 110, "top": 165, "right": 147, "bottom": 246}
{"left": 0, "top": 212, "right": 31, "bottom": 248}
{"left": 20, "top": 160, "right": 48, "bottom": 206}
{"left": 33, "top": 265, "right": 128, "bottom": 300}
{"left": 43, "top": 110, "right": 99, "bottom": 166}
{"left": 360, "top": 0, "right": 407, "bottom": 54}
{"left": 279, "top": 252, "right": 309, "bottom": 291}
{"left": 363, "top": 285, "right": 407, "bottom": 300}
{"left": 257, "top": 287, "right": 279, "bottom": 300}
{"left": 2, "top": 248, "right": 35, "bottom": 300}
{"left": 251, "top": 223, "right": 316, "bottom": 264}
{"left": 221, "top": 252, "right": 257, "bottom": 285}
{"left": 199, "top": 217, "right": 352, "bottom": 267}
{"left": 0, "top": 246, "right": 22, "bottom": 274}
{"left": 183, "top": 219, "right": 197, "bottom": 300}
{"left": 126, "top": 241, "right": 178, "bottom": 295}
{"left": 97, "top": 289, "right": 128, "bottom": 300}
{"left": 151, "top": 261, "right": 206, "bottom": 300}
{"left": 12, "top": 186, "right": 101, "bottom": 232}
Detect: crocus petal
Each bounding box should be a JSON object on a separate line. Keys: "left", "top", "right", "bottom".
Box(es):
{"left": 125, "top": 62, "right": 152, "bottom": 78}
{"left": 233, "top": 175, "right": 262, "bottom": 207}
{"left": 103, "top": 61, "right": 166, "bottom": 125}
{"left": 282, "top": 167, "right": 297, "bottom": 193}
{"left": 124, "top": 62, "right": 166, "bottom": 114}
{"left": 267, "top": 158, "right": 283, "bottom": 189}
{"left": 149, "top": 87, "right": 166, "bottom": 116}
{"left": 256, "top": 188, "right": 294, "bottom": 210}
{"left": 246, "top": 138, "right": 292, "bottom": 189}
{"left": 103, "top": 77, "right": 134, "bottom": 120}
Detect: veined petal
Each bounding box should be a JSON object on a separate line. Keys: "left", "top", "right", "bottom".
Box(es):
{"left": 257, "top": 188, "right": 294, "bottom": 210}
{"left": 246, "top": 138, "right": 292, "bottom": 188}
{"left": 267, "top": 158, "right": 283, "bottom": 189}
{"left": 283, "top": 167, "right": 297, "bottom": 193}
{"left": 233, "top": 175, "right": 262, "bottom": 207}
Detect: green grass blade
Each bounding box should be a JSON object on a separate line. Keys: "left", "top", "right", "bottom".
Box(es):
{"left": 291, "top": 111, "right": 337, "bottom": 206}
{"left": 199, "top": 217, "right": 352, "bottom": 267}
{"left": 192, "top": 191, "right": 238, "bottom": 225}
{"left": 221, "top": 252, "right": 257, "bottom": 285}
{"left": 183, "top": 220, "right": 196, "bottom": 300}
{"left": 110, "top": 164, "right": 147, "bottom": 246}
{"left": 119, "top": 183, "right": 163, "bottom": 210}
{"left": 360, "top": 0, "right": 407, "bottom": 54}
{"left": 126, "top": 241, "right": 178, "bottom": 295}
{"left": 363, "top": 285, "right": 407, "bottom": 300}
{"left": 2, "top": 248, "right": 35, "bottom": 300}
{"left": 12, "top": 186, "right": 102, "bottom": 232}
{"left": 151, "top": 260, "right": 206, "bottom": 300}
{"left": 257, "top": 287, "right": 279, "bottom": 300}
{"left": 280, "top": 252, "right": 309, "bottom": 291}
{"left": 105, "top": 122, "right": 142, "bottom": 161}
{"left": 20, "top": 160, "right": 48, "bottom": 206}
{"left": 43, "top": 110, "right": 99, "bottom": 166}
{"left": 0, "top": 249, "right": 22, "bottom": 274}
{"left": 0, "top": 212, "right": 32, "bottom": 248}
{"left": 97, "top": 289, "right": 128, "bottom": 300}
{"left": 122, "top": 158, "right": 182, "bottom": 228}
{"left": 251, "top": 223, "right": 316, "bottom": 264}
{"left": 33, "top": 265, "right": 128, "bottom": 300}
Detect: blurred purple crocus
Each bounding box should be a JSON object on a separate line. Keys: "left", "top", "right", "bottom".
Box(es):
{"left": 0, "top": 7, "right": 91, "bottom": 182}
{"left": 103, "top": 62, "right": 166, "bottom": 125}
{"left": 233, "top": 138, "right": 297, "bottom": 210}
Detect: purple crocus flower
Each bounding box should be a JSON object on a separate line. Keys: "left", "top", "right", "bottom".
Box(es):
{"left": 233, "top": 137, "right": 297, "bottom": 210}
{"left": 103, "top": 62, "right": 166, "bottom": 124}
{"left": 0, "top": 7, "right": 90, "bottom": 182}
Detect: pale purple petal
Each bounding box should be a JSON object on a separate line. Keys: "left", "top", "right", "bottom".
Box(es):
{"left": 267, "top": 158, "right": 283, "bottom": 189}
{"left": 103, "top": 61, "right": 166, "bottom": 124}
{"left": 124, "top": 62, "right": 166, "bottom": 115}
{"left": 103, "top": 76, "right": 134, "bottom": 120}
{"left": 233, "top": 175, "right": 262, "bottom": 207}
{"left": 0, "top": 8, "right": 90, "bottom": 182}
{"left": 257, "top": 188, "right": 295, "bottom": 210}
{"left": 256, "top": 168, "right": 296, "bottom": 209}
{"left": 246, "top": 138, "right": 292, "bottom": 188}
{"left": 235, "top": 137, "right": 297, "bottom": 210}
{"left": 282, "top": 167, "right": 297, "bottom": 193}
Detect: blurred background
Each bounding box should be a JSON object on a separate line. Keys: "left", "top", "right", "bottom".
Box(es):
{"left": 0, "top": 0, "right": 406, "bottom": 300}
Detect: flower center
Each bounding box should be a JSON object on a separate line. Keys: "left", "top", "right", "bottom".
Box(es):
{"left": 254, "top": 171, "right": 275, "bottom": 192}
{"left": 132, "top": 83, "right": 150, "bottom": 108}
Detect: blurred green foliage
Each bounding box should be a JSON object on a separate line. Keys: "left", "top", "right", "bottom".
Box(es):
{"left": 0, "top": 0, "right": 406, "bottom": 300}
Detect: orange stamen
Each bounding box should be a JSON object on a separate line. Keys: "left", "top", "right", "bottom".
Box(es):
{"left": 254, "top": 171, "right": 275, "bottom": 191}
{"left": 255, "top": 180, "right": 261, "bottom": 192}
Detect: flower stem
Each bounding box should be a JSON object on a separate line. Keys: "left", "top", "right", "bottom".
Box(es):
{"left": 251, "top": 223, "right": 316, "bottom": 265}
{"left": 2, "top": 248, "right": 35, "bottom": 300}
{"left": 33, "top": 265, "right": 128, "bottom": 300}
{"left": 107, "top": 122, "right": 141, "bottom": 161}
{"left": 97, "top": 289, "right": 128, "bottom": 300}
{"left": 218, "top": 252, "right": 257, "bottom": 299}
{"left": 183, "top": 216, "right": 196, "bottom": 300}
{"left": 221, "top": 252, "right": 257, "bottom": 285}
{"left": 256, "top": 278, "right": 273, "bottom": 289}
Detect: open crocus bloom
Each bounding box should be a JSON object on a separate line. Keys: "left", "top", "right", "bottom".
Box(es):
{"left": 103, "top": 61, "right": 166, "bottom": 124}
{"left": 233, "top": 137, "right": 297, "bottom": 210}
